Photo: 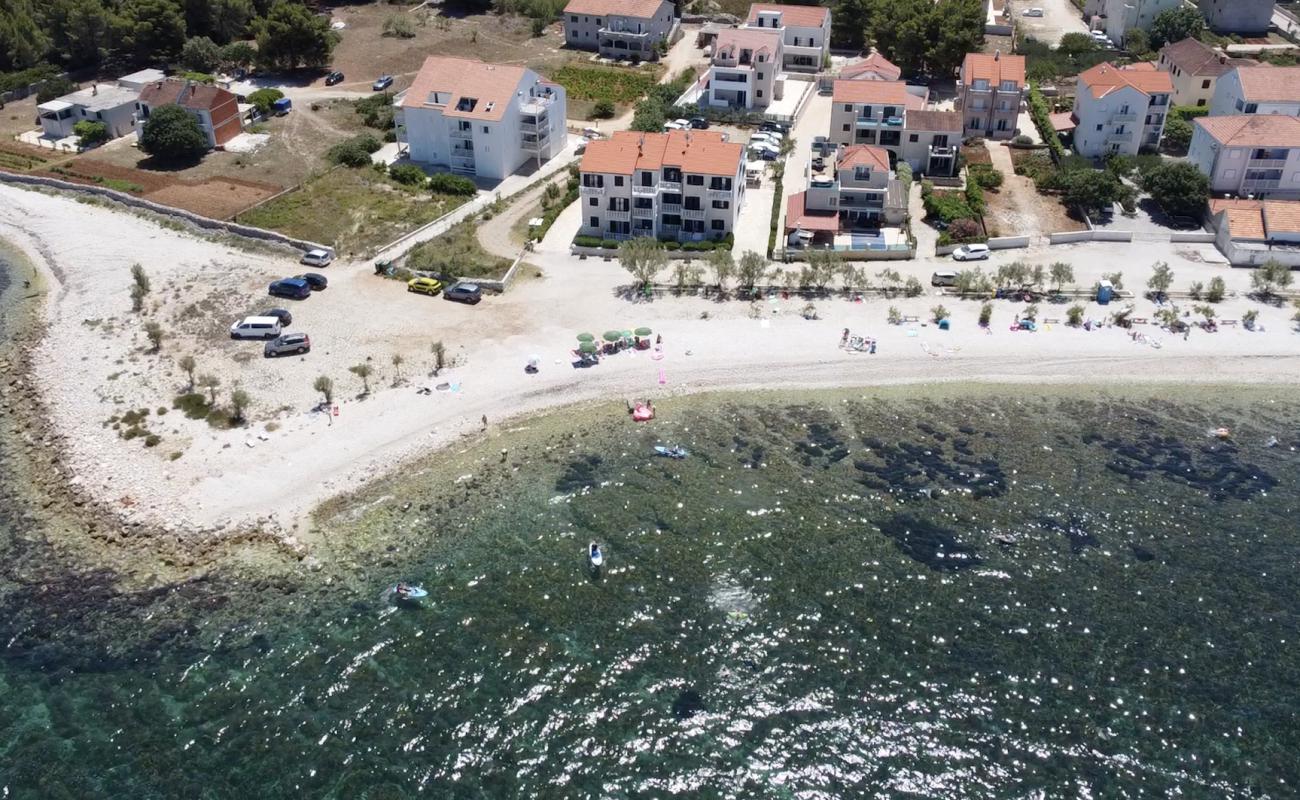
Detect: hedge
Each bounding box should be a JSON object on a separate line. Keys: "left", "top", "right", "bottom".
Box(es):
{"left": 428, "top": 173, "right": 478, "bottom": 196}
{"left": 924, "top": 190, "right": 975, "bottom": 223}
{"left": 1028, "top": 86, "right": 1065, "bottom": 160}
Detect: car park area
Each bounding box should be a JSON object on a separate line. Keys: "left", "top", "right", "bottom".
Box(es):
{"left": 1010, "top": 0, "right": 1089, "bottom": 44}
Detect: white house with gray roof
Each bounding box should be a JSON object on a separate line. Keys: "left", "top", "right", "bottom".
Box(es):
{"left": 37, "top": 83, "right": 139, "bottom": 140}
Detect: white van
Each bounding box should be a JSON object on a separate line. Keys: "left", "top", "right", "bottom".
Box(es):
{"left": 229, "top": 316, "right": 283, "bottom": 340}
{"left": 300, "top": 248, "right": 334, "bottom": 267}
{"left": 931, "top": 270, "right": 958, "bottom": 287}
{"left": 951, "top": 243, "right": 990, "bottom": 261}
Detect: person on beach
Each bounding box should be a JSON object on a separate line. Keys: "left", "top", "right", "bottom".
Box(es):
{"left": 841, "top": 328, "right": 850, "bottom": 346}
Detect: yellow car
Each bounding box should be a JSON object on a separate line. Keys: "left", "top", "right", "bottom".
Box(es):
{"left": 407, "top": 277, "right": 443, "bottom": 296}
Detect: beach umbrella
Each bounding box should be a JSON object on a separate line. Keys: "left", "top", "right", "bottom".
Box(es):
{"left": 635, "top": 326, "right": 652, "bottom": 336}
{"left": 602, "top": 330, "right": 622, "bottom": 342}
{"left": 577, "top": 332, "right": 595, "bottom": 342}
{"left": 621, "top": 329, "right": 634, "bottom": 340}
{"left": 579, "top": 341, "right": 598, "bottom": 353}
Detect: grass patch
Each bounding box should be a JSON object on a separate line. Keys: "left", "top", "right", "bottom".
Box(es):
{"left": 237, "top": 168, "right": 471, "bottom": 256}
{"left": 405, "top": 218, "right": 513, "bottom": 279}
{"left": 0, "top": 147, "right": 47, "bottom": 171}
{"left": 173, "top": 393, "right": 236, "bottom": 429}
{"left": 550, "top": 64, "right": 659, "bottom": 103}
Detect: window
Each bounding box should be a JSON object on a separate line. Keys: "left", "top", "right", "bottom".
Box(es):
{"left": 684, "top": 197, "right": 701, "bottom": 210}
{"left": 1202, "top": 79, "right": 1211, "bottom": 89}
{"left": 590, "top": 216, "right": 599, "bottom": 227}
{"left": 709, "top": 177, "right": 731, "bottom": 190}
{"left": 634, "top": 197, "right": 653, "bottom": 208}
{"left": 757, "top": 73, "right": 764, "bottom": 80}
{"left": 843, "top": 104, "right": 852, "bottom": 112}
{"left": 1197, "top": 98, "right": 1206, "bottom": 106}
{"left": 932, "top": 135, "right": 948, "bottom": 147}
{"left": 1096, "top": 124, "right": 1103, "bottom": 132}
{"left": 482, "top": 125, "right": 489, "bottom": 133}
{"left": 842, "top": 123, "right": 850, "bottom": 132}
{"left": 711, "top": 220, "right": 725, "bottom": 230}
{"left": 711, "top": 199, "right": 730, "bottom": 209}
{"left": 910, "top": 133, "right": 919, "bottom": 142}
{"left": 570, "top": 15, "right": 577, "bottom": 21}
{"left": 590, "top": 197, "right": 598, "bottom": 206}
{"left": 1245, "top": 103, "right": 1258, "bottom": 113}
{"left": 687, "top": 174, "right": 704, "bottom": 185}
{"left": 614, "top": 176, "right": 624, "bottom": 186}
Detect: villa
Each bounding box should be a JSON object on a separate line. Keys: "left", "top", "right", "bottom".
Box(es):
{"left": 957, "top": 51, "right": 1026, "bottom": 141}
{"left": 563, "top": 0, "right": 677, "bottom": 62}
{"left": 741, "top": 3, "right": 832, "bottom": 74}
{"left": 37, "top": 83, "right": 139, "bottom": 141}
{"left": 1071, "top": 62, "right": 1171, "bottom": 157}
{"left": 785, "top": 144, "right": 907, "bottom": 246}
{"left": 134, "top": 80, "right": 243, "bottom": 149}
{"left": 828, "top": 81, "right": 961, "bottom": 177}
{"left": 703, "top": 27, "right": 784, "bottom": 111}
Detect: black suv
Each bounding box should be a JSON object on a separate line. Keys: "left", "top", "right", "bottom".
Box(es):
{"left": 325, "top": 71, "right": 344, "bottom": 86}
{"left": 296, "top": 273, "right": 328, "bottom": 290}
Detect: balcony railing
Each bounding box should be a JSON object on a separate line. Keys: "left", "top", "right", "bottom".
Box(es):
{"left": 661, "top": 202, "right": 683, "bottom": 214}
{"left": 929, "top": 145, "right": 955, "bottom": 157}
{"left": 707, "top": 188, "right": 732, "bottom": 200}
{"left": 1107, "top": 131, "right": 1133, "bottom": 143}
{"left": 599, "top": 26, "right": 650, "bottom": 39}
{"left": 633, "top": 184, "right": 658, "bottom": 196}
{"left": 856, "top": 116, "right": 904, "bottom": 128}
{"left": 632, "top": 204, "right": 655, "bottom": 216}
{"left": 605, "top": 208, "right": 631, "bottom": 221}
{"left": 451, "top": 127, "right": 472, "bottom": 140}
{"left": 1112, "top": 113, "right": 1137, "bottom": 123}
{"left": 580, "top": 184, "right": 606, "bottom": 196}
{"left": 520, "top": 119, "right": 547, "bottom": 133}
{"left": 683, "top": 207, "right": 706, "bottom": 220}
{"left": 1242, "top": 179, "right": 1281, "bottom": 193}
{"left": 521, "top": 134, "right": 550, "bottom": 151}
{"left": 1248, "top": 158, "right": 1289, "bottom": 170}
{"left": 712, "top": 70, "right": 750, "bottom": 83}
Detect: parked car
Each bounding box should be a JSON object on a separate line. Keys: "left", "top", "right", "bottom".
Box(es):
{"left": 931, "top": 270, "right": 958, "bottom": 287}
{"left": 373, "top": 75, "right": 394, "bottom": 91}
{"left": 444, "top": 282, "right": 482, "bottom": 304}
{"left": 751, "top": 145, "right": 780, "bottom": 161}
{"left": 688, "top": 117, "right": 709, "bottom": 130}
{"left": 952, "top": 243, "right": 990, "bottom": 261}
{"left": 752, "top": 130, "right": 783, "bottom": 143}
{"left": 264, "top": 333, "right": 311, "bottom": 357}
{"left": 663, "top": 119, "right": 687, "bottom": 131}
{"left": 269, "top": 278, "right": 312, "bottom": 300}
{"left": 260, "top": 308, "right": 293, "bottom": 326}
{"left": 407, "top": 276, "right": 443, "bottom": 296}
{"left": 760, "top": 121, "right": 790, "bottom": 134}
{"left": 325, "top": 71, "right": 345, "bottom": 86}
{"left": 1022, "top": 7, "right": 1044, "bottom": 16}
{"left": 230, "top": 316, "right": 282, "bottom": 340}
{"left": 296, "top": 273, "right": 328, "bottom": 290}
{"left": 301, "top": 248, "right": 334, "bottom": 267}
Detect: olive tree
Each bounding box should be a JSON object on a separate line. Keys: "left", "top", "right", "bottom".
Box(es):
{"left": 618, "top": 237, "right": 668, "bottom": 289}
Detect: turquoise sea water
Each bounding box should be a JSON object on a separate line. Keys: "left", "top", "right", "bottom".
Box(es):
{"left": 1, "top": 254, "right": 1299, "bottom": 798}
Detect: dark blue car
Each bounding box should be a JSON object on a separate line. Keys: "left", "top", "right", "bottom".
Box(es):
{"left": 269, "top": 278, "right": 311, "bottom": 300}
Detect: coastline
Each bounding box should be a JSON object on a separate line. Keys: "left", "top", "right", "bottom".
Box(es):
{"left": 4, "top": 182, "right": 1300, "bottom": 574}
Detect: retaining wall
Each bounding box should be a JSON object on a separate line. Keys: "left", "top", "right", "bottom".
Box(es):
{"left": 1093, "top": 230, "right": 1133, "bottom": 243}
{"left": 571, "top": 244, "right": 728, "bottom": 260}
{"left": 0, "top": 170, "right": 329, "bottom": 255}
{"left": 1170, "top": 232, "right": 1216, "bottom": 243}
{"left": 1048, "top": 230, "right": 1093, "bottom": 244}
{"left": 780, "top": 247, "right": 914, "bottom": 261}
{"left": 988, "top": 235, "right": 1030, "bottom": 250}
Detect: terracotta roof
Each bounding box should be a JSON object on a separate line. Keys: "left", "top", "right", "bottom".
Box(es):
{"left": 715, "top": 27, "right": 781, "bottom": 59}
{"left": 840, "top": 52, "right": 901, "bottom": 81}
{"left": 1159, "top": 37, "right": 1253, "bottom": 78}
{"left": 785, "top": 191, "right": 839, "bottom": 232}
{"left": 961, "top": 52, "right": 1026, "bottom": 87}
{"left": 1265, "top": 201, "right": 1300, "bottom": 235}
{"left": 564, "top": 0, "right": 666, "bottom": 19}
{"left": 137, "top": 79, "right": 236, "bottom": 111}
{"left": 1233, "top": 65, "right": 1300, "bottom": 103}
{"left": 580, "top": 130, "right": 743, "bottom": 177}
{"left": 906, "top": 109, "right": 962, "bottom": 133}
{"left": 1078, "top": 62, "right": 1173, "bottom": 99}
{"left": 832, "top": 79, "right": 919, "bottom": 105}
{"left": 401, "top": 56, "right": 531, "bottom": 121}
{"left": 1210, "top": 198, "right": 1300, "bottom": 239}
{"left": 1049, "top": 111, "right": 1077, "bottom": 132}
{"left": 837, "top": 144, "right": 889, "bottom": 172}
{"left": 1222, "top": 206, "right": 1266, "bottom": 239}
{"left": 746, "top": 3, "right": 830, "bottom": 28}
{"left": 1195, "top": 114, "right": 1300, "bottom": 146}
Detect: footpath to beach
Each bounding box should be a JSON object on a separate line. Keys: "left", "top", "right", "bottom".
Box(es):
{"left": 2, "top": 184, "right": 1299, "bottom": 541}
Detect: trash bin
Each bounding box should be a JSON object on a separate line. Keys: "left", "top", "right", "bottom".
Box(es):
{"left": 1097, "top": 279, "right": 1114, "bottom": 305}
{"left": 938, "top": 318, "right": 950, "bottom": 330}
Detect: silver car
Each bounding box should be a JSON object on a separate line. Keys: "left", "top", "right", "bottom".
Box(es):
{"left": 264, "top": 333, "right": 311, "bottom": 357}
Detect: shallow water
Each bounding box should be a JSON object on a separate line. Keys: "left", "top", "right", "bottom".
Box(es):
{"left": 0, "top": 309, "right": 1298, "bottom": 798}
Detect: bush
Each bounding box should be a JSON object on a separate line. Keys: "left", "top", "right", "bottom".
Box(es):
{"left": 1140, "top": 161, "right": 1208, "bottom": 217}
{"left": 35, "top": 75, "right": 77, "bottom": 104}
{"left": 354, "top": 92, "right": 395, "bottom": 130}
{"left": 181, "top": 36, "right": 221, "bottom": 72}
{"left": 592, "top": 99, "right": 616, "bottom": 119}
{"left": 389, "top": 163, "right": 427, "bottom": 186}
{"left": 573, "top": 235, "right": 604, "bottom": 248}
{"left": 383, "top": 14, "right": 416, "bottom": 38}
{"left": 682, "top": 240, "right": 715, "bottom": 251}
{"left": 248, "top": 87, "right": 285, "bottom": 115}
{"left": 969, "top": 164, "right": 1004, "bottom": 190}
{"left": 600, "top": 239, "right": 619, "bottom": 249}
{"left": 140, "top": 105, "right": 208, "bottom": 162}
{"left": 428, "top": 172, "right": 478, "bottom": 196}
{"left": 945, "top": 218, "right": 983, "bottom": 243}
{"left": 924, "top": 190, "right": 975, "bottom": 223}
{"left": 1162, "top": 117, "right": 1193, "bottom": 152}
{"left": 1012, "top": 134, "right": 1033, "bottom": 145}
{"left": 73, "top": 120, "right": 108, "bottom": 148}
{"left": 1027, "top": 85, "right": 1065, "bottom": 159}
{"left": 326, "top": 134, "right": 381, "bottom": 167}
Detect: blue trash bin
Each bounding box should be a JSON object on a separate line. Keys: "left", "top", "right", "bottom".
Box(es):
{"left": 938, "top": 318, "right": 950, "bottom": 330}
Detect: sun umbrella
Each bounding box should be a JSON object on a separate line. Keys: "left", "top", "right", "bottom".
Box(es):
{"left": 577, "top": 332, "right": 595, "bottom": 342}
{"left": 621, "top": 330, "right": 634, "bottom": 340}
{"left": 602, "top": 330, "right": 623, "bottom": 342}
{"left": 578, "top": 341, "right": 598, "bottom": 353}
{"left": 634, "top": 326, "right": 652, "bottom": 336}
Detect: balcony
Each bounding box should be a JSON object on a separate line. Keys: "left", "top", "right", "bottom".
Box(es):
{"left": 660, "top": 177, "right": 683, "bottom": 190}
{"left": 520, "top": 118, "right": 548, "bottom": 133}
{"left": 1248, "top": 158, "right": 1289, "bottom": 170}
{"left": 580, "top": 184, "right": 606, "bottom": 197}
{"left": 450, "top": 127, "right": 472, "bottom": 140}
{"left": 711, "top": 70, "right": 750, "bottom": 83}
{"left": 632, "top": 204, "right": 655, "bottom": 216}
{"left": 521, "top": 134, "right": 550, "bottom": 152}
{"left": 929, "top": 144, "right": 956, "bottom": 157}
{"left": 683, "top": 207, "right": 706, "bottom": 220}
{"left": 1242, "top": 179, "right": 1281, "bottom": 193}
{"left": 1107, "top": 131, "right": 1133, "bottom": 144}
{"left": 599, "top": 25, "right": 651, "bottom": 40}
{"left": 606, "top": 208, "right": 631, "bottom": 221}
{"left": 856, "top": 116, "right": 904, "bottom": 129}
{"left": 1112, "top": 112, "right": 1137, "bottom": 123}
{"left": 707, "top": 188, "right": 732, "bottom": 201}
{"left": 519, "top": 92, "right": 557, "bottom": 117}
{"left": 661, "top": 224, "right": 681, "bottom": 236}
{"left": 661, "top": 202, "right": 683, "bottom": 214}
{"left": 633, "top": 183, "right": 658, "bottom": 196}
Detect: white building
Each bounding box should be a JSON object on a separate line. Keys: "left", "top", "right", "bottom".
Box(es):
{"left": 742, "top": 3, "right": 832, "bottom": 73}
{"left": 785, "top": 144, "right": 907, "bottom": 245}
{"left": 563, "top": 0, "right": 677, "bottom": 62}
{"left": 396, "top": 56, "right": 567, "bottom": 181}
{"left": 1092, "top": 0, "right": 1183, "bottom": 47}
{"left": 1209, "top": 65, "right": 1300, "bottom": 118}
{"left": 1199, "top": 0, "right": 1274, "bottom": 36}
{"left": 577, "top": 130, "right": 746, "bottom": 242}
{"left": 827, "top": 81, "right": 961, "bottom": 177}
{"left": 1189, "top": 114, "right": 1300, "bottom": 199}
{"left": 957, "top": 51, "right": 1026, "bottom": 140}
{"left": 36, "top": 83, "right": 139, "bottom": 140}
{"left": 703, "top": 27, "right": 783, "bottom": 110}
{"left": 1209, "top": 197, "right": 1300, "bottom": 266}
{"left": 1072, "top": 62, "right": 1172, "bottom": 157}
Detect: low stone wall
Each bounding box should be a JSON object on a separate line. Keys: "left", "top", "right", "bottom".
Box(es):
{"left": 1170, "top": 232, "right": 1216, "bottom": 244}
{"left": 0, "top": 170, "right": 329, "bottom": 256}
{"left": 988, "top": 235, "right": 1030, "bottom": 250}
{"left": 1093, "top": 230, "right": 1133, "bottom": 243}
{"left": 570, "top": 244, "right": 726, "bottom": 260}
{"left": 1048, "top": 230, "right": 1093, "bottom": 245}
{"left": 935, "top": 243, "right": 961, "bottom": 256}
{"left": 780, "top": 247, "right": 915, "bottom": 261}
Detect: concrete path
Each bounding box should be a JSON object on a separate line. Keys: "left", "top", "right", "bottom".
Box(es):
{"left": 476, "top": 170, "right": 570, "bottom": 260}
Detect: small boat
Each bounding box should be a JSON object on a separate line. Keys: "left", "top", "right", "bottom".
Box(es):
{"left": 1213, "top": 427, "right": 1231, "bottom": 440}
{"left": 391, "top": 583, "right": 428, "bottom": 602}
{"left": 588, "top": 542, "right": 604, "bottom": 567}
{"left": 654, "top": 445, "right": 688, "bottom": 459}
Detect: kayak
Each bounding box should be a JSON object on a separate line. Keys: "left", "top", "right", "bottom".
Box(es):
{"left": 654, "top": 445, "right": 688, "bottom": 459}
{"left": 588, "top": 542, "right": 604, "bottom": 567}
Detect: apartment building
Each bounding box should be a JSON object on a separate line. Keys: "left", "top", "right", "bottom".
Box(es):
{"left": 1198, "top": 0, "right": 1274, "bottom": 35}
{"left": 957, "top": 51, "right": 1026, "bottom": 140}
{"left": 396, "top": 57, "right": 567, "bottom": 181}
{"left": 791, "top": 144, "right": 907, "bottom": 233}
{"left": 1156, "top": 37, "right": 1256, "bottom": 108}
{"left": 1072, "top": 62, "right": 1172, "bottom": 157}
{"left": 577, "top": 130, "right": 746, "bottom": 242}
{"left": 1209, "top": 65, "right": 1300, "bottom": 117}
{"left": 828, "top": 81, "right": 961, "bottom": 177}
{"left": 134, "top": 80, "right": 243, "bottom": 149}
{"left": 704, "top": 28, "right": 783, "bottom": 110}
{"left": 1188, "top": 114, "right": 1300, "bottom": 199}
{"left": 563, "top": 0, "right": 676, "bottom": 62}
{"left": 742, "top": 3, "right": 832, "bottom": 73}
{"left": 1094, "top": 0, "right": 1183, "bottom": 46}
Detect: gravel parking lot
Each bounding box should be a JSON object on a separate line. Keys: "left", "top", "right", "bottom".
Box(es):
{"left": 1011, "top": 0, "right": 1089, "bottom": 44}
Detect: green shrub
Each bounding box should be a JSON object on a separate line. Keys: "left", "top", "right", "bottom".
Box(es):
{"left": 573, "top": 235, "right": 604, "bottom": 247}
{"left": 1027, "top": 85, "right": 1065, "bottom": 159}
{"left": 592, "top": 99, "right": 615, "bottom": 118}
{"left": 73, "top": 120, "right": 108, "bottom": 148}
{"left": 354, "top": 93, "right": 395, "bottom": 130}
{"left": 428, "top": 172, "right": 478, "bottom": 196}
{"left": 389, "top": 163, "right": 427, "bottom": 186}
{"left": 969, "top": 164, "right": 1003, "bottom": 190}
{"left": 248, "top": 87, "right": 285, "bottom": 115}
{"left": 327, "top": 134, "right": 381, "bottom": 167}
{"left": 924, "top": 190, "right": 975, "bottom": 223}
{"left": 663, "top": 240, "right": 680, "bottom": 250}
{"left": 182, "top": 71, "right": 215, "bottom": 84}
{"left": 600, "top": 239, "right": 619, "bottom": 249}
{"left": 682, "top": 240, "right": 715, "bottom": 251}
{"left": 0, "top": 64, "right": 60, "bottom": 95}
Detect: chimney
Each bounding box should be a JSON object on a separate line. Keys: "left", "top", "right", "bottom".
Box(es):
{"left": 994, "top": 49, "right": 1001, "bottom": 61}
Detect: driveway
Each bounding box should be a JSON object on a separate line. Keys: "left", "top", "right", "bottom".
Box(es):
{"left": 772, "top": 91, "right": 833, "bottom": 246}
{"left": 1012, "top": 0, "right": 1089, "bottom": 45}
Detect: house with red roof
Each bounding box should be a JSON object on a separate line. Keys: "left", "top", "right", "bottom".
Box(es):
{"left": 828, "top": 80, "right": 962, "bottom": 177}
{"left": 957, "top": 51, "right": 1026, "bottom": 140}
{"left": 134, "top": 80, "right": 243, "bottom": 149}
{"left": 1071, "top": 62, "right": 1172, "bottom": 157}
{"left": 742, "top": 4, "right": 832, "bottom": 73}
{"left": 705, "top": 27, "right": 784, "bottom": 110}
{"left": 563, "top": 0, "right": 677, "bottom": 62}
{"left": 1190, "top": 115, "right": 1300, "bottom": 200}
{"left": 1209, "top": 197, "right": 1300, "bottom": 266}
{"left": 785, "top": 144, "right": 907, "bottom": 244}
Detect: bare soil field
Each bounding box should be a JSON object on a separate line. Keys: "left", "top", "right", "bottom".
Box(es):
{"left": 320, "top": 4, "right": 580, "bottom": 92}
{"left": 0, "top": 95, "right": 40, "bottom": 139}
{"left": 37, "top": 158, "right": 281, "bottom": 220}
{"left": 983, "top": 147, "right": 1088, "bottom": 237}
